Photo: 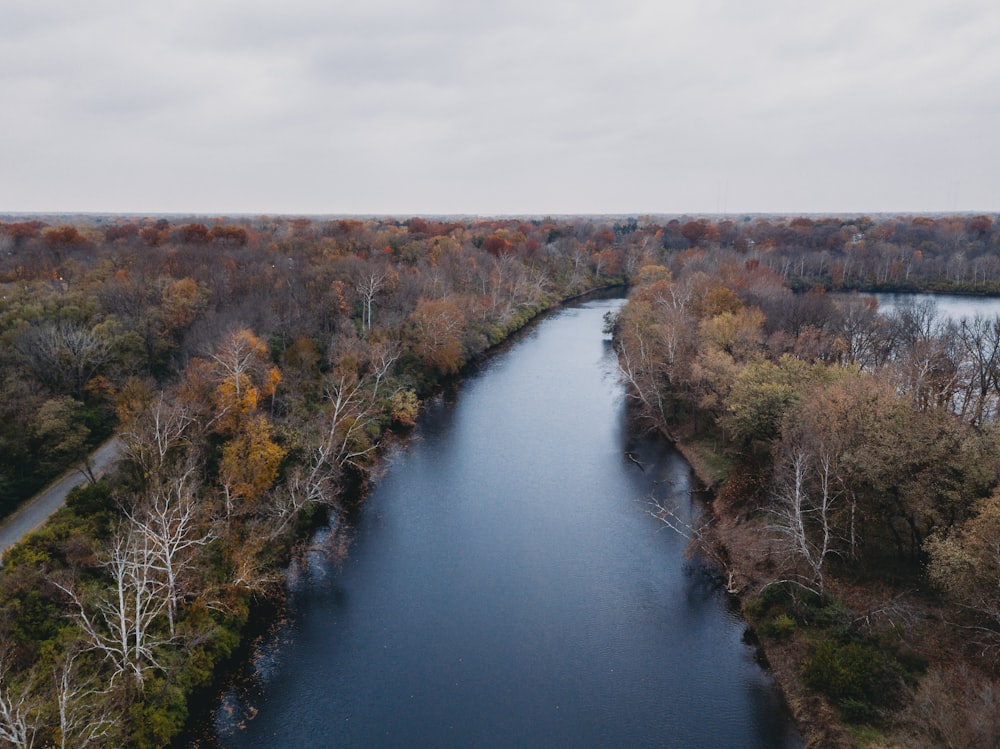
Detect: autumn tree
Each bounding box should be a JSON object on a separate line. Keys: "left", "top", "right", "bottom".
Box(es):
{"left": 927, "top": 489, "right": 1000, "bottom": 652}
{"left": 210, "top": 225, "right": 248, "bottom": 247}
{"left": 680, "top": 220, "right": 707, "bottom": 248}
{"left": 104, "top": 223, "right": 140, "bottom": 245}
{"left": 408, "top": 298, "right": 467, "bottom": 376}
{"left": 209, "top": 328, "right": 281, "bottom": 433}
{"left": 43, "top": 226, "right": 87, "bottom": 250}
{"left": 219, "top": 415, "right": 286, "bottom": 519}
{"left": 175, "top": 223, "right": 211, "bottom": 245}
{"left": 31, "top": 397, "right": 93, "bottom": 481}
{"left": 725, "top": 355, "right": 824, "bottom": 445}
{"left": 160, "top": 277, "right": 209, "bottom": 343}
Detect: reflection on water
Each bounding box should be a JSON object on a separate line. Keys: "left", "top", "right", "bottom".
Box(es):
{"left": 872, "top": 291, "right": 1000, "bottom": 321}
{"left": 196, "top": 298, "right": 801, "bottom": 749}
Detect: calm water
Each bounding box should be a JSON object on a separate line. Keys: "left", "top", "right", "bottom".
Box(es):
{"left": 872, "top": 291, "right": 1000, "bottom": 320}
{"left": 197, "top": 298, "right": 801, "bottom": 749}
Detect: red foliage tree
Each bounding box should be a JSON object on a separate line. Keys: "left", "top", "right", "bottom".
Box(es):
{"left": 105, "top": 223, "right": 140, "bottom": 243}
{"left": 211, "top": 225, "right": 248, "bottom": 247}
{"left": 44, "top": 226, "right": 87, "bottom": 248}
{"left": 2, "top": 221, "right": 45, "bottom": 246}
{"left": 482, "top": 234, "right": 514, "bottom": 257}
{"left": 177, "top": 224, "right": 211, "bottom": 245}
{"left": 681, "top": 221, "right": 707, "bottom": 248}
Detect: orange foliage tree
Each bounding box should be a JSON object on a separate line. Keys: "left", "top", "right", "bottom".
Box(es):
{"left": 408, "top": 298, "right": 467, "bottom": 376}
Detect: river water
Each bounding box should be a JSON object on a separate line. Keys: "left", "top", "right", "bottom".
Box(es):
{"left": 195, "top": 297, "right": 801, "bottom": 748}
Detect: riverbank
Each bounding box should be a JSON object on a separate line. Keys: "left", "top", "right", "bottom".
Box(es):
{"left": 671, "top": 433, "right": 855, "bottom": 748}
{"left": 671, "top": 426, "right": 989, "bottom": 749}
{"left": 617, "top": 402, "right": 844, "bottom": 747}
{"left": 611, "top": 267, "right": 1000, "bottom": 749}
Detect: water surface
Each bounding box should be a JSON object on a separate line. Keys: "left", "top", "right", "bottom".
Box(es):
{"left": 871, "top": 291, "right": 1000, "bottom": 320}
{"left": 201, "top": 298, "right": 801, "bottom": 748}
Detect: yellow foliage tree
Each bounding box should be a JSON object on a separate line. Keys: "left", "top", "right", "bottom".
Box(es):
{"left": 211, "top": 329, "right": 281, "bottom": 433}
{"left": 219, "top": 415, "right": 286, "bottom": 515}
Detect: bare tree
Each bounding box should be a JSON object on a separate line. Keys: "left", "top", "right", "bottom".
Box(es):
{"left": 902, "top": 664, "right": 1000, "bottom": 749}
{"left": 57, "top": 527, "right": 171, "bottom": 690}
{"left": 53, "top": 648, "right": 112, "bottom": 749}
{"left": 615, "top": 317, "right": 674, "bottom": 437}
{"left": 369, "top": 340, "right": 399, "bottom": 400}
{"left": 356, "top": 270, "right": 385, "bottom": 332}
{"left": 648, "top": 496, "right": 743, "bottom": 593}
{"left": 486, "top": 254, "right": 521, "bottom": 321}
{"left": 15, "top": 320, "right": 113, "bottom": 398}
{"left": 769, "top": 443, "right": 841, "bottom": 596}
{"left": 120, "top": 391, "right": 195, "bottom": 486}
{"left": 321, "top": 374, "right": 381, "bottom": 471}
{"left": 954, "top": 316, "right": 1000, "bottom": 426}
{"left": 268, "top": 370, "right": 383, "bottom": 536}
{"left": 210, "top": 328, "right": 274, "bottom": 416}
{"left": 128, "top": 469, "right": 213, "bottom": 637}
{"left": 0, "top": 657, "right": 38, "bottom": 749}
{"left": 831, "top": 293, "right": 887, "bottom": 371}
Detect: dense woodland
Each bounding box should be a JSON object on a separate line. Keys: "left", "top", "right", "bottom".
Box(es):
{"left": 0, "top": 212, "right": 998, "bottom": 746}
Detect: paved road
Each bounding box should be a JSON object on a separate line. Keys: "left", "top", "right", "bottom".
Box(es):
{"left": 0, "top": 436, "right": 123, "bottom": 560}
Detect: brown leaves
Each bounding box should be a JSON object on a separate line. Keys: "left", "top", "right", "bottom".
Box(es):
{"left": 408, "top": 298, "right": 467, "bottom": 376}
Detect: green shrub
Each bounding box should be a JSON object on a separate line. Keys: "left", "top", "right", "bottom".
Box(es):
{"left": 746, "top": 581, "right": 823, "bottom": 620}
{"left": 128, "top": 689, "right": 188, "bottom": 749}
{"left": 803, "top": 639, "right": 908, "bottom": 723}
{"left": 761, "top": 612, "right": 796, "bottom": 639}
{"left": 65, "top": 479, "right": 115, "bottom": 515}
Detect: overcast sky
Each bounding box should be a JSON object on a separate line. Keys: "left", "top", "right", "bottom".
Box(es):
{"left": 2, "top": 0, "right": 998, "bottom": 216}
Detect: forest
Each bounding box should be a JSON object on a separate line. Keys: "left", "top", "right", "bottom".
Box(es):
{"left": 0, "top": 212, "right": 999, "bottom": 746}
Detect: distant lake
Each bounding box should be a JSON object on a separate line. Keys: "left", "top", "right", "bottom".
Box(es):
{"left": 869, "top": 292, "right": 1000, "bottom": 321}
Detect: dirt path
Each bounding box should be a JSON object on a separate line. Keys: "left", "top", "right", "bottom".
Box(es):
{"left": 0, "top": 436, "right": 123, "bottom": 561}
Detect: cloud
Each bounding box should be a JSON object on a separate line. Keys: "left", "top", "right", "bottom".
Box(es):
{"left": 1, "top": 0, "right": 998, "bottom": 214}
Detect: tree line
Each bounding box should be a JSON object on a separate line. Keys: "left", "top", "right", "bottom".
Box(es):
{"left": 647, "top": 213, "right": 1000, "bottom": 292}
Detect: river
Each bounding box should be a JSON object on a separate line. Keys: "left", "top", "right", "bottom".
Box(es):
{"left": 192, "top": 296, "right": 801, "bottom": 748}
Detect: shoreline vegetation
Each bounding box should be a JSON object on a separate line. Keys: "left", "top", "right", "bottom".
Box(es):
{"left": 608, "top": 216, "right": 1000, "bottom": 748}
{"left": 1, "top": 212, "right": 1000, "bottom": 747}
{"left": 671, "top": 436, "right": 856, "bottom": 748}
